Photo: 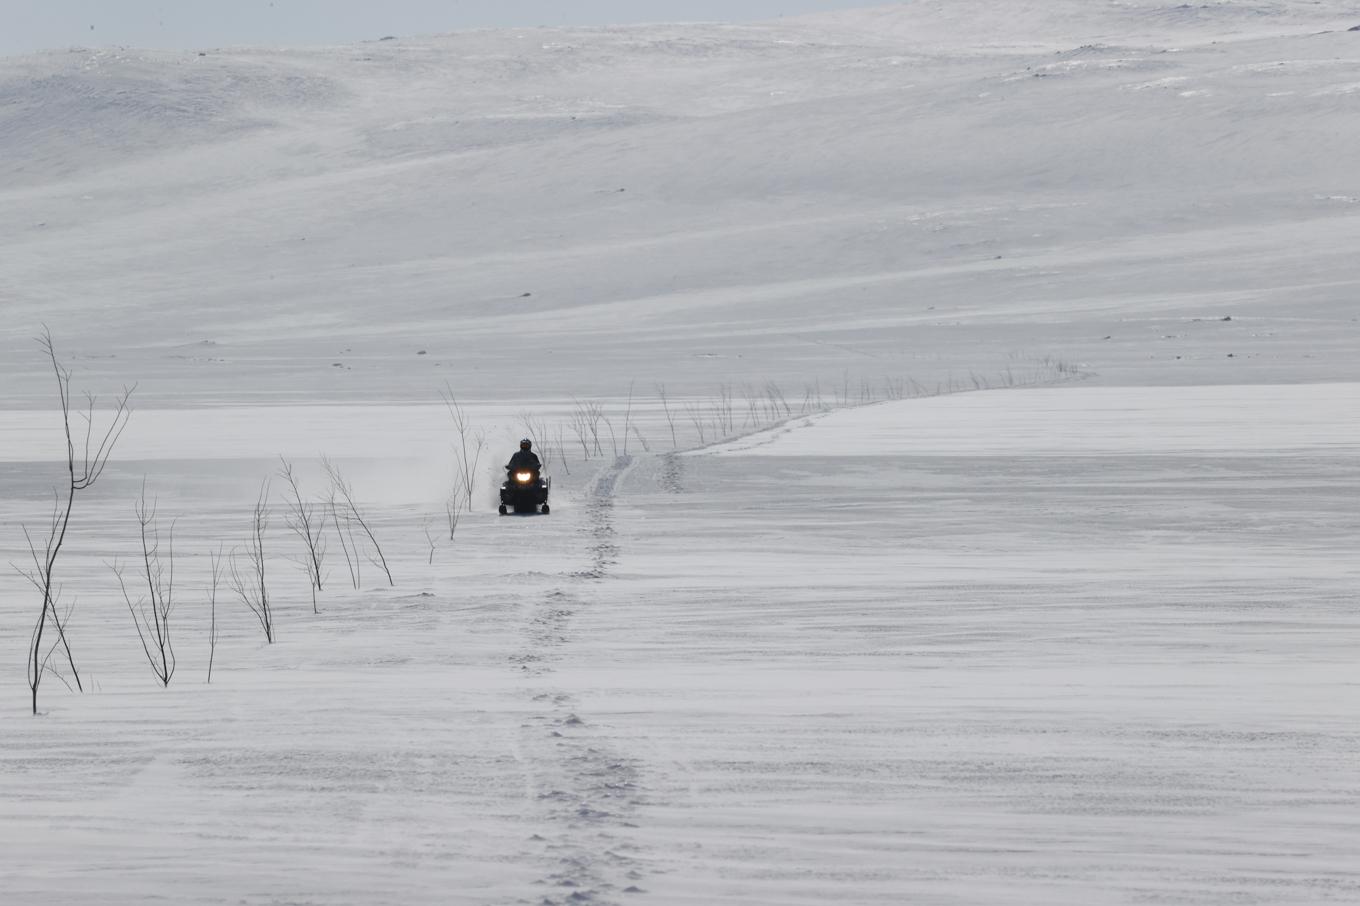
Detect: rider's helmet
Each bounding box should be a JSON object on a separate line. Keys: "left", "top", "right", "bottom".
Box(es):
{"left": 520, "top": 438, "right": 533, "bottom": 450}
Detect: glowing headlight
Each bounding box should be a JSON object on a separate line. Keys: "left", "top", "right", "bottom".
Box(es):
{"left": 515, "top": 471, "right": 534, "bottom": 483}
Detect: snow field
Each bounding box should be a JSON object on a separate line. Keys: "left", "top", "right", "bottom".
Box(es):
{"left": 4, "top": 4, "right": 1360, "bottom": 405}
{"left": 3, "top": 382, "right": 1358, "bottom": 903}
{"left": 4, "top": 0, "right": 1360, "bottom": 902}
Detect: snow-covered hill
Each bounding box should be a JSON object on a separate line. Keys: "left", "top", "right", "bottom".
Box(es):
{"left": 3, "top": 1, "right": 1359, "bottom": 404}
{"left": 2, "top": 4, "right": 1359, "bottom": 905}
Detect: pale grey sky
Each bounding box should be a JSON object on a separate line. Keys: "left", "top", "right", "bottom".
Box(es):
{"left": 2, "top": 1, "right": 878, "bottom": 57}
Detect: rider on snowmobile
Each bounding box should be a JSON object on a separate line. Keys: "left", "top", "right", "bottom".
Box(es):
{"left": 500, "top": 438, "right": 550, "bottom": 514}
{"left": 507, "top": 438, "right": 541, "bottom": 473}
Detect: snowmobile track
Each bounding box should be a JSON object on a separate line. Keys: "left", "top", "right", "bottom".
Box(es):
{"left": 511, "top": 454, "right": 649, "bottom": 904}
{"left": 571, "top": 455, "right": 633, "bottom": 580}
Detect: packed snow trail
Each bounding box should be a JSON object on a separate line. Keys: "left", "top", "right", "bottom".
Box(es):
{"left": 510, "top": 454, "right": 648, "bottom": 904}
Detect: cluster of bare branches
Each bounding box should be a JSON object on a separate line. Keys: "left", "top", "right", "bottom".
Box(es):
{"left": 329, "top": 481, "right": 362, "bottom": 588}
{"left": 528, "top": 376, "right": 841, "bottom": 462}
{"left": 551, "top": 423, "right": 571, "bottom": 474}
{"left": 799, "top": 380, "right": 829, "bottom": 413}
{"left": 518, "top": 413, "right": 553, "bottom": 472}
{"left": 278, "top": 457, "right": 326, "bottom": 613}
{"left": 112, "top": 484, "right": 177, "bottom": 687}
{"left": 562, "top": 388, "right": 644, "bottom": 461}
{"left": 714, "top": 384, "right": 735, "bottom": 435}
{"left": 324, "top": 458, "right": 392, "bottom": 587}
{"left": 445, "top": 491, "right": 463, "bottom": 541}
{"left": 568, "top": 399, "right": 606, "bottom": 459}
{"left": 19, "top": 328, "right": 134, "bottom": 714}
{"left": 633, "top": 359, "right": 1079, "bottom": 456}
{"left": 10, "top": 335, "right": 1081, "bottom": 713}
{"left": 683, "top": 398, "right": 710, "bottom": 445}
{"left": 13, "top": 331, "right": 440, "bottom": 710}
{"left": 656, "top": 383, "right": 678, "bottom": 449}
{"left": 229, "top": 483, "right": 273, "bottom": 643}
{"left": 738, "top": 382, "right": 792, "bottom": 428}
{"left": 515, "top": 412, "right": 573, "bottom": 477}
{"left": 441, "top": 387, "right": 486, "bottom": 509}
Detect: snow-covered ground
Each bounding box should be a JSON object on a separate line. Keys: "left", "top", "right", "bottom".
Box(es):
{"left": 3, "top": 3, "right": 1360, "bottom": 904}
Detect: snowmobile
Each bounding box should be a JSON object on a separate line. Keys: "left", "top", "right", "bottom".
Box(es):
{"left": 499, "top": 466, "right": 550, "bottom": 515}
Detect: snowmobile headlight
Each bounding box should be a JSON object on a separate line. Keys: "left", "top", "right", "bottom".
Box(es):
{"left": 515, "top": 471, "right": 534, "bottom": 483}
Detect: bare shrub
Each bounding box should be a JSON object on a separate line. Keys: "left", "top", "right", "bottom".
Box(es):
{"left": 552, "top": 423, "right": 571, "bottom": 476}
{"left": 655, "top": 383, "right": 678, "bottom": 449}
{"left": 19, "top": 328, "right": 133, "bottom": 714}
{"left": 441, "top": 387, "right": 486, "bottom": 510}
{"left": 323, "top": 458, "right": 393, "bottom": 586}
{"left": 800, "top": 381, "right": 825, "bottom": 415}
{"left": 684, "top": 402, "right": 709, "bottom": 445}
{"left": 741, "top": 383, "right": 761, "bottom": 428}
{"left": 601, "top": 412, "right": 619, "bottom": 458}
{"left": 422, "top": 518, "right": 437, "bottom": 565}
{"left": 620, "top": 380, "right": 635, "bottom": 455}
{"left": 329, "top": 491, "right": 361, "bottom": 589}
{"left": 716, "top": 383, "right": 735, "bottom": 435}
{"left": 445, "top": 492, "right": 463, "bottom": 541}
{"left": 519, "top": 413, "right": 554, "bottom": 473}
{"left": 113, "top": 484, "right": 176, "bottom": 687}
{"left": 230, "top": 483, "right": 273, "bottom": 643}
{"left": 569, "top": 399, "right": 606, "bottom": 459}
{"left": 278, "top": 457, "right": 326, "bottom": 613}
{"left": 764, "top": 381, "right": 791, "bottom": 419}
{"left": 207, "top": 546, "right": 222, "bottom": 683}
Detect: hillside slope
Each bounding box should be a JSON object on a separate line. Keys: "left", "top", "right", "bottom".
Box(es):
{"left": 2, "top": 2, "right": 1358, "bottom": 403}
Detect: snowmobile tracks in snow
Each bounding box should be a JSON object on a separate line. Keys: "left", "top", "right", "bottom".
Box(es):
{"left": 508, "top": 454, "right": 649, "bottom": 904}
{"left": 658, "top": 452, "right": 685, "bottom": 494}
{"left": 508, "top": 590, "right": 575, "bottom": 677}
{"left": 517, "top": 702, "right": 649, "bottom": 904}
{"left": 510, "top": 592, "right": 649, "bottom": 903}
{"left": 571, "top": 455, "right": 633, "bottom": 580}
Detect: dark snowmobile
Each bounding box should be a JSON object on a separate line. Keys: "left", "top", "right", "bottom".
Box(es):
{"left": 499, "top": 466, "right": 550, "bottom": 515}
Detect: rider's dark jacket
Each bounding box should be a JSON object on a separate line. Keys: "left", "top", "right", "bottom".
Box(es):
{"left": 507, "top": 449, "right": 541, "bottom": 471}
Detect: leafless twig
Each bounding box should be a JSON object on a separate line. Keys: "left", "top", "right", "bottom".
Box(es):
{"left": 113, "top": 483, "right": 177, "bottom": 687}
{"left": 229, "top": 483, "right": 273, "bottom": 643}
{"left": 207, "top": 546, "right": 222, "bottom": 683}
{"left": 441, "top": 387, "right": 486, "bottom": 510}
{"left": 656, "top": 383, "right": 678, "bottom": 449}
{"left": 323, "top": 458, "right": 392, "bottom": 586}
{"left": 445, "top": 492, "right": 462, "bottom": 542}
{"left": 19, "top": 327, "right": 133, "bottom": 713}
{"left": 278, "top": 457, "right": 326, "bottom": 613}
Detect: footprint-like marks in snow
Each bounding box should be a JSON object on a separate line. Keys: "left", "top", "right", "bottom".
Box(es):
{"left": 571, "top": 456, "right": 632, "bottom": 579}
{"left": 509, "top": 456, "right": 649, "bottom": 904}
{"left": 658, "top": 453, "right": 685, "bottom": 494}
{"left": 517, "top": 702, "right": 650, "bottom": 905}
